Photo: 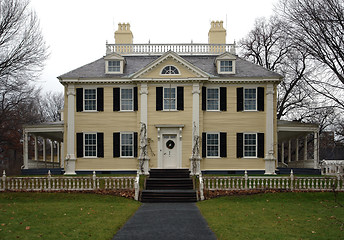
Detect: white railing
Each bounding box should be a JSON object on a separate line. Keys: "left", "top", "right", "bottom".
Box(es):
{"left": 0, "top": 170, "right": 136, "bottom": 194}
{"left": 106, "top": 43, "right": 236, "bottom": 55}
{"left": 202, "top": 170, "right": 344, "bottom": 192}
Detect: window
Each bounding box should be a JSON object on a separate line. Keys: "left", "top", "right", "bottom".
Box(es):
{"left": 220, "top": 60, "right": 233, "bottom": 72}
{"left": 84, "top": 89, "right": 96, "bottom": 111}
{"left": 163, "top": 87, "right": 176, "bottom": 110}
{"left": 206, "top": 133, "right": 219, "bottom": 157}
{"left": 161, "top": 66, "right": 179, "bottom": 75}
{"left": 108, "top": 61, "right": 121, "bottom": 72}
{"left": 207, "top": 88, "right": 219, "bottom": 111}
{"left": 121, "top": 88, "right": 133, "bottom": 111}
{"left": 244, "top": 88, "right": 257, "bottom": 111}
{"left": 121, "top": 133, "right": 134, "bottom": 157}
{"left": 244, "top": 133, "right": 257, "bottom": 157}
{"left": 84, "top": 133, "right": 97, "bottom": 157}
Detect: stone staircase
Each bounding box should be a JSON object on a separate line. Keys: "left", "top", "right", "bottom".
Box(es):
{"left": 141, "top": 169, "right": 197, "bottom": 202}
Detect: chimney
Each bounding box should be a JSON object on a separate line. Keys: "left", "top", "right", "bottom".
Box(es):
{"left": 208, "top": 21, "right": 226, "bottom": 44}
{"left": 115, "top": 23, "right": 133, "bottom": 44}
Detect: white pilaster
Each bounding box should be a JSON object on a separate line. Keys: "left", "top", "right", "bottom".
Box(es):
{"left": 264, "top": 83, "right": 276, "bottom": 174}
{"left": 314, "top": 131, "right": 319, "bottom": 169}
{"left": 65, "top": 85, "right": 76, "bottom": 175}
{"left": 139, "top": 83, "right": 149, "bottom": 175}
{"left": 23, "top": 131, "right": 28, "bottom": 169}
{"left": 190, "top": 82, "right": 201, "bottom": 175}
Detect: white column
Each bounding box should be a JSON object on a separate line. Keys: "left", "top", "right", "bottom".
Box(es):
{"left": 34, "top": 136, "right": 38, "bottom": 161}
{"left": 304, "top": 135, "right": 307, "bottom": 161}
{"left": 65, "top": 84, "right": 76, "bottom": 175}
{"left": 139, "top": 83, "right": 149, "bottom": 175}
{"left": 296, "top": 138, "right": 299, "bottom": 162}
{"left": 314, "top": 131, "right": 319, "bottom": 169}
{"left": 281, "top": 142, "right": 285, "bottom": 164}
{"left": 61, "top": 142, "right": 64, "bottom": 168}
{"left": 288, "top": 140, "right": 291, "bottom": 163}
{"left": 50, "top": 140, "right": 54, "bottom": 163}
{"left": 23, "top": 131, "right": 29, "bottom": 169}
{"left": 43, "top": 139, "right": 46, "bottom": 163}
{"left": 264, "top": 84, "right": 276, "bottom": 174}
{"left": 57, "top": 141, "right": 60, "bottom": 167}
{"left": 190, "top": 82, "right": 201, "bottom": 175}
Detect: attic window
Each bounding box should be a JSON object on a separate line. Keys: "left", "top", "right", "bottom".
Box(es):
{"left": 161, "top": 66, "right": 179, "bottom": 75}
{"left": 108, "top": 61, "right": 121, "bottom": 72}
{"left": 220, "top": 60, "right": 233, "bottom": 73}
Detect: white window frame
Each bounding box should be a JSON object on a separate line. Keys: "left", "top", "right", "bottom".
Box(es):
{"left": 120, "top": 132, "right": 134, "bottom": 158}
{"left": 120, "top": 87, "right": 134, "bottom": 111}
{"left": 206, "top": 87, "right": 220, "bottom": 111}
{"left": 84, "top": 133, "right": 97, "bottom": 158}
{"left": 160, "top": 65, "right": 180, "bottom": 75}
{"left": 206, "top": 132, "right": 220, "bottom": 158}
{"left": 84, "top": 88, "right": 97, "bottom": 112}
{"left": 244, "top": 88, "right": 257, "bottom": 111}
{"left": 163, "top": 87, "right": 177, "bottom": 111}
{"left": 243, "top": 133, "right": 257, "bottom": 158}
{"left": 219, "top": 60, "right": 233, "bottom": 73}
{"left": 108, "top": 60, "right": 121, "bottom": 73}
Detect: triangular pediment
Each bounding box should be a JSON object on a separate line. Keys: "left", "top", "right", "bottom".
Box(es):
{"left": 132, "top": 51, "right": 210, "bottom": 79}
{"left": 216, "top": 52, "right": 237, "bottom": 61}
{"left": 104, "top": 52, "right": 125, "bottom": 61}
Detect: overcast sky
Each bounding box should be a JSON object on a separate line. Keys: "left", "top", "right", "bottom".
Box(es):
{"left": 30, "top": 0, "right": 278, "bottom": 93}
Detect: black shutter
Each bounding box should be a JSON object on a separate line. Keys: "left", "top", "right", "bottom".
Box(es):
{"left": 113, "top": 88, "right": 120, "bottom": 111}
{"left": 177, "top": 87, "right": 184, "bottom": 110}
{"left": 113, "top": 132, "right": 120, "bottom": 157}
{"left": 236, "top": 133, "right": 243, "bottom": 158}
{"left": 134, "top": 132, "right": 138, "bottom": 157}
{"left": 134, "top": 87, "right": 138, "bottom": 111}
{"left": 156, "top": 87, "right": 163, "bottom": 111}
{"left": 258, "top": 133, "right": 265, "bottom": 158}
{"left": 97, "top": 132, "right": 104, "bottom": 158}
{"left": 237, "top": 87, "right": 243, "bottom": 112}
{"left": 257, "top": 87, "right": 264, "bottom": 111}
{"left": 202, "top": 87, "right": 206, "bottom": 111}
{"left": 202, "top": 132, "right": 206, "bottom": 158}
{"left": 220, "top": 87, "right": 227, "bottom": 111}
{"left": 220, "top": 132, "right": 227, "bottom": 157}
{"left": 76, "top": 88, "right": 83, "bottom": 112}
{"left": 76, "top": 133, "right": 83, "bottom": 158}
{"left": 97, "top": 88, "right": 104, "bottom": 112}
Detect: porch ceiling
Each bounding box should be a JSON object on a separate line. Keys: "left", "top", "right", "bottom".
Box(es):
{"left": 23, "top": 122, "right": 64, "bottom": 142}
{"left": 277, "top": 120, "right": 319, "bottom": 143}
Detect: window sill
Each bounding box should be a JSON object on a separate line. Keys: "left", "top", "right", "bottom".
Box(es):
{"left": 162, "top": 109, "right": 178, "bottom": 112}
{"left": 82, "top": 110, "right": 98, "bottom": 113}
{"left": 120, "top": 156, "right": 135, "bottom": 159}
{"left": 206, "top": 156, "right": 221, "bottom": 159}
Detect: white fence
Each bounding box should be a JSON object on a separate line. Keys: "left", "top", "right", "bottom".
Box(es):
{"left": 0, "top": 171, "right": 139, "bottom": 200}
{"left": 198, "top": 170, "right": 344, "bottom": 200}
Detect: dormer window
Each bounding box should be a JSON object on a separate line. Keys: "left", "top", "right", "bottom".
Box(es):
{"left": 104, "top": 53, "right": 125, "bottom": 74}
{"left": 108, "top": 61, "right": 121, "bottom": 72}
{"left": 161, "top": 66, "right": 179, "bottom": 75}
{"left": 220, "top": 60, "right": 233, "bottom": 72}
{"left": 216, "top": 52, "right": 236, "bottom": 74}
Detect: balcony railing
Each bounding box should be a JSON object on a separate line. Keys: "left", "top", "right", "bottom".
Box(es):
{"left": 106, "top": 43, "right": 236, "bottom": 55}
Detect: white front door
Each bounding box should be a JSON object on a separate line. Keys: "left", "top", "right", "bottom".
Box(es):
{"left": 162, "top": 134, "right": 178, "bottom": 168}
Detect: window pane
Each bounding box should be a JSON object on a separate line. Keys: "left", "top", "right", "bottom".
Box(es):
{"left": 84, "top": 133, "right": 97, "bottom": 157}
{"left": 244, "top": 134, "right": 256, "bottom": 157}
{"left": 220, "top": 60, "right": 233, "bottom": 72}
{"left": 121, "top": 133, "right": 133, "bottom": 157}
{"left": 121, "top": 88, "right": 133, "bottom": 110}
{"left": 207, "top": 133, "right": 219, "bottom": 157}
{"left": 244, "top": 88, "right": 256, "bottom": 110}
{"left": 163, "top": 87, "right": 176, "bottom": 110}
{"left": 108, "top": 61, "right": 120, "bottom": 72}
{"left": 162, "top": 66, "right": 179, "bottom": 74}
{"left": 207, "top": 88, "right": 219, "bottom": 110}
{"left": 84, "top": 89, "right": 96, "bottom": 111}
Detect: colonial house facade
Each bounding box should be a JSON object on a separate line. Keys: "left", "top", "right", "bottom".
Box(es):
{"left": 22, "top": 21, "right": 321, "bottom": 175}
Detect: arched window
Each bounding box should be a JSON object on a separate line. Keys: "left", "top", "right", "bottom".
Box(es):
{"left": 161, "top": 66, "right": 179, "bottom": 75}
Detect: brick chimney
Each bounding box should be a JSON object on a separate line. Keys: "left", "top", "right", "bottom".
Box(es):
{"left": 208, "top": 21, "right": 226, "bottom": 44}
{"left": 115, "top": 23, "right": 133, "bottom": 44}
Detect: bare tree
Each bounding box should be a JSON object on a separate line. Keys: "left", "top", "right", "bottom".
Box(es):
{"left": 39, "top": 91, "right": 64, "bottom": 122}
{"left": 239, "top": 17, "right": 315, "bottom": 119}
{"left": 277, "top": 0, "right": 344, "bottom": 84}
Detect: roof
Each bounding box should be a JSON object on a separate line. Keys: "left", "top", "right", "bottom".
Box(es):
{"left": 58, "top": 54, "right": 282, "bottom": 80}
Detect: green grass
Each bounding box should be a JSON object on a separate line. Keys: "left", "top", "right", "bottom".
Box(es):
{"left": 197, "top": 192, "right": 344, "bottom": 240}
{"left": 0, "top": 192, "right": 141, "bottom": 240}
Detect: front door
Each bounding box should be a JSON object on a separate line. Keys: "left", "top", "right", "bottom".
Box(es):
{"left": 163, "top": 134, "right": 178, "bottom": 168}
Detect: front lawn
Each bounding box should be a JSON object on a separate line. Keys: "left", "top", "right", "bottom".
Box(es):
{"left": 197, "top": 192, "right": 344, "bottom": 240}
{"left": 0, "top": 192, "right": 141, "bottom": 240}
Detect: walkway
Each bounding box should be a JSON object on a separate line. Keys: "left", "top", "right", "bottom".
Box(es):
{"left": 113, "top": 203, "right": 217, "bottom": 240}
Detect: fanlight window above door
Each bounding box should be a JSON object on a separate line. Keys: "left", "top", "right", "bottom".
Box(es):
{"left": 161, "top": 66, "right": 179, "bottom": 75}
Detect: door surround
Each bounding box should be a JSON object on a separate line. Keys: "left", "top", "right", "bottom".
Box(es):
{"left": 156, "top": 125, "right": 184, "bottom": 169}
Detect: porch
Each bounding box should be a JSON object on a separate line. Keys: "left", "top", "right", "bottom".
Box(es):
{"left": 277, "top": 120, "right": 319, "bottom": 170}
{"left": 22, "top": 122, "right": 64, "bottom": 171}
